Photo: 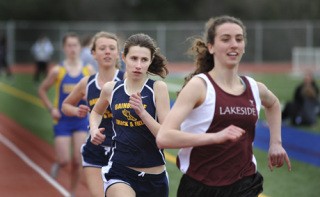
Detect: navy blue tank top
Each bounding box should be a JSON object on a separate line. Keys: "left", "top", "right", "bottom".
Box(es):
{"left": 86, "top": 70, "right": 124, "bottom": 146}
{"left": 109, "top": 79, "right": 165, "bottom": 167}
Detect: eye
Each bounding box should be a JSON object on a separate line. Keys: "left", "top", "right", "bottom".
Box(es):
{"left": 220, "top": 36, "right": 229, "bottom": 42}
{"left": 236, "top": 36, "right": 244, "bottom": 42}
{"left": 222, "top": 38, "right": 229, "bottom": 42}
{"left": 131, "top": 56, "right": 138, "bottom": 61}
{"left": 109, "top": 46, "right": 116, "bottom": 51}
{"left": 141, "top": 58, "right": 149, "bottom": 62}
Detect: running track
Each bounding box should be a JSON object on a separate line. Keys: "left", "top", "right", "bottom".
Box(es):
{"left": 0, "top": 63, "right": 294, "bottom": 196}
{"left": 0, "top": 114, "right": 90, "bottom": 197}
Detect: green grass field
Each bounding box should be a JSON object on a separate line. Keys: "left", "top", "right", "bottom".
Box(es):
{"left": 1, "top": 72, "right": 320, "bottom": 197}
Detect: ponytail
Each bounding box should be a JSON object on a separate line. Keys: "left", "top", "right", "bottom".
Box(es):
{"left": 148, "top": 48, "right": 169, "bottom": 78}
{"left": 182, "top": 38, "right": 214, "bottom": 89}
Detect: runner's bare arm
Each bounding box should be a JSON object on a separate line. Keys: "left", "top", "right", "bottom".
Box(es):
{"left": 258, "top": 82, "right": 291, "bottom": 171}
{"left": 157, "top": 77, "right": 245, "bottom": 149}
{"left": 38, "top": 65, "right": 59, "bottom": 111}
{"left": 89, "top": 81, "right": 115, "bottom": 145}
{"left": 62, "top": 76, "right": 90, "bottom": 117}
{"left": 129, "top": 81, "right": 170, "bottom": 137}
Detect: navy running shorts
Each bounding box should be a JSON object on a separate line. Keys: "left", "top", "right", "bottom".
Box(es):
{"left": 102, "top": 162, "right": 169, "bottom": 197}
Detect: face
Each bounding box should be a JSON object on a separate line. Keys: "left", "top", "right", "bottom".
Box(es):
{"left": 304, "top": 72, "right": 313, "bottom": 84}
{"left": 92, "top": 37, "right": 118, "bottom": 68}
{"left": 208, "top": 23, "right": 245, "bottom": 68}
{"left": 123, "top": 46, "right": 152, "bottom": 80}
{"left": 63, "top": 37, "right": 81, "bottom": 60}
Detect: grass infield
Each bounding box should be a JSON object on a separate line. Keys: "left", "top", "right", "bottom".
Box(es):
{"left": 0, "top": 73, "right": 320, "bottom": 196}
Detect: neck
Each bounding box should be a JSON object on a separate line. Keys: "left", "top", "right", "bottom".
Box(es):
{"left": 126, "top": 77, "right": 148, "bottom": 94}
{"left": 65, "top": 58, "right": 80, "bottom": 66}
{"left": 98, "top": 66, "right": 117, "bottom": 83}
{"left": 210, "top": 64, "right": 240, "bottom": 87}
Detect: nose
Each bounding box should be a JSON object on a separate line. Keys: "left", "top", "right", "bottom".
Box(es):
{"left": 230, "top": 38, "right": 239, "bottom": 48}
{"left": 135, "top": 60, "right": 142, "bottom": 70}
{"left": 105, "top": 48, "right": 111, "bottom": 54}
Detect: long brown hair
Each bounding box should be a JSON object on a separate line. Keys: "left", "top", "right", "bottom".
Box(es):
{"left": 123, "top": 33, "right": 168, "bottom": 78}
{"left": 182, "top": 15, "right": 247, "bottom": 88}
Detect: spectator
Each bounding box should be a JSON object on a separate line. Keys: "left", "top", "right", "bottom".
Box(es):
{"left": 0, "top": 34, "right": 12, "bottom": 77}
{"left": 31, "top": 35, "right": 54, "bottom": 82}
{"left": 282, "top": 71, "right": 320, "bottom": 126}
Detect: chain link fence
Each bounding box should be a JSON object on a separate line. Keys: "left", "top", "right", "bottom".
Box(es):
{"left": 1, "top": 20, "right": 320, "bottom": 65}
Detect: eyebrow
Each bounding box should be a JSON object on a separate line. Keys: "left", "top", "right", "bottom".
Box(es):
{"left": 98, "top": 44, "right": 117, "bottom": 48}
{"left": 220, "top": 33, "right": 244, "bottom": 37}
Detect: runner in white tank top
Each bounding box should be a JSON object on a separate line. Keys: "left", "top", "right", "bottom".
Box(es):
{"left": 157, "top": 15, "right": 291, "bottom": 197}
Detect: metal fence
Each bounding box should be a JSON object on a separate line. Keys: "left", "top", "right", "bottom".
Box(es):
{"left": 1, "top": 20, "right": 320, "bottom": 65}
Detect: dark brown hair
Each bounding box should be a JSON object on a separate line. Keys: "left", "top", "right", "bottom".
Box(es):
{"left": 62, "top": 32, "right": 80, "bottom": 45}
{"left": 183, "top": 15, "right": 247, "bottom": 87}
{"left": 123, "top": 33, "right": 168, "bottom": 78}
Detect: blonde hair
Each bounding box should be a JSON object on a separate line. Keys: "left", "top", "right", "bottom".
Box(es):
{"left": 91, "top": 31, "right": 120, "bottom": 68}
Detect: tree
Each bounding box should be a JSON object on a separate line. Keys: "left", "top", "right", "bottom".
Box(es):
{"left": 0, "top": 0, "right": 320, "bottom": 21}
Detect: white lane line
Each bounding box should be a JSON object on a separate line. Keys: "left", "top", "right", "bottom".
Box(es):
{"left": 0, "top": 132, "right": 70, "bottom": 197}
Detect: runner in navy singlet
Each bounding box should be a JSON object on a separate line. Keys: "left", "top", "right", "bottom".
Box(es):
{"left": 90, "top": 33, "right": 170, "bottom": 197}
{"left": 62, "top": 32, "right": 124, "bottom": 197}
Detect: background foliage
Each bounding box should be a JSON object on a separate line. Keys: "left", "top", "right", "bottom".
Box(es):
{"left": 1, "top": 0, "right": 320, "bottom": 21}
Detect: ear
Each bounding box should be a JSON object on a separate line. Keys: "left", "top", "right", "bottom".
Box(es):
{"left": 207, "top": 43, "right": 214, "bottom": 54}
{"left": 91, "top": 50, "right": 97, "bottom": 59}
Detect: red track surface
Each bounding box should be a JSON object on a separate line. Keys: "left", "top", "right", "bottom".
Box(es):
{"left": 0, "top": 62, "right": 291, "bottom": 196}
{"left": 0, "top": 114, "right": 90, "bottom": 197}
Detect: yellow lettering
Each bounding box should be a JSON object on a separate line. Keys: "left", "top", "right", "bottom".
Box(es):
{"left": 115, "top": 103, "right": 131, "bottom": 110}
{"left": 63, "top": 84, "right": 76, "bottom": 93}
{"left": 116, "top": 119, "right": 128, "bottom": 126}
{"left": 103, "top": 110, "right": 113, "bottom": 119}
{"left": 89, "top": 98, "right": 98, "bottom": 106}
{"left": 134, "top": 121, "right": 144, "bottom": 126}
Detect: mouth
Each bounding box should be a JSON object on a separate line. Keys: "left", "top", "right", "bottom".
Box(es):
{"left": 104, "top": 57, "right": 112, "bottom": 61}
{"left": 227, "top": 52, "right": 239, "bottom": 57}
{"left": 133, "top": 71, "right": 142, "bottom": 74}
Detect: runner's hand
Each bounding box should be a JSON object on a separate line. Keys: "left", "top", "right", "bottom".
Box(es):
{"left": 51, "top": 108, "right": 61, "bottom": 120}
{"left": 213, "top": 125, "right": 246, "bottom": 144}
{"left": 268, "top": 143, "right": 291, "bottom": 171}
{"left": 90, "top": 128, "right": 105, "bottom": 145}
{"left": 77, "top": 104, "right": 90, "bottom": 118}
{"left": 129, "top": 92, "right": 146, "bottom": 117}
